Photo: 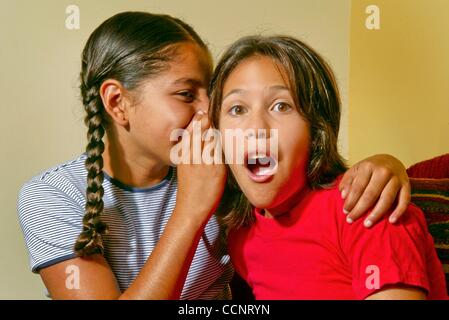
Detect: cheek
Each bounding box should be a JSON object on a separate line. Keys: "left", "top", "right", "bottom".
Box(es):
{"left": 219, "top": 126, "right": 236, "bottom": 163}
{"left": 218, "top": 117, "right": 229, "bottom": 132}
{"left": 163, "top": 106, "right": 194, "bottom": 130}
{"left": 279, "top": 124, "right": 311, "bottom": 167}
{"left": 227, "top": 164, "right": 241, "bottom": 179}
{"left": 290, "top": 131, "right": 310, "bottom": 158}
{"left": 138, "top": 100, "right": 194, "bottom": 136}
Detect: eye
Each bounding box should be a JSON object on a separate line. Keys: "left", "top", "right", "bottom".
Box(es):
{"left": 271, "top": 102, "right": 292, "bottom": 113}
{"left": 177, "top": 90, "right": 195, "bottom": 102}
{"left": 228, "top": 105, "right": 247, "bottom": 116}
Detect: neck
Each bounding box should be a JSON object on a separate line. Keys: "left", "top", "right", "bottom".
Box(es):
{"left": 102, "top": 134, "right": 170, "bottom": 188}
{"left": 264, "top": 184, "right": 310, "bottom": 218}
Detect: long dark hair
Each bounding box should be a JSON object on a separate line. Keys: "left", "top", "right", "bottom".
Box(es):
{"left": 208, "top": 35, "right": 347, "bottom": 230}
{"left": 75, "top": 11, "right": 209, "bottom": 257}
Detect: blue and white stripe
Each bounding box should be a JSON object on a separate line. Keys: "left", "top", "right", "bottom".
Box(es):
{"left": 17, "top": 153, "right": 233, "bottom": 299}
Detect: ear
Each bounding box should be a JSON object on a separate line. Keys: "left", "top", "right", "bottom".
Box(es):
{"left": 99, "top": 79, "right": 131, "bottom": 127}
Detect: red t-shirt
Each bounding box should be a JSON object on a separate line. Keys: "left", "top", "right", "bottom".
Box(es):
{"left": 227, "top": 181, "right": 448, "bottom": 300}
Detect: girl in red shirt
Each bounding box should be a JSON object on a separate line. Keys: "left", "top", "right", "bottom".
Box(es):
{"left": 208, "top": 35, "right": 448, "bottom": 299}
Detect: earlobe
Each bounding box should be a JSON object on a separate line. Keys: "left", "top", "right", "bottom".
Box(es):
{"left": 100, "top": 79, "right": 129, "bottom": 127}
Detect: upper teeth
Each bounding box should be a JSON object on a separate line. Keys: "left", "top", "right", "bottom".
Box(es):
{"left": 248, "top": 155, "right": 269, "bottom": 164}
{"left": 248, "top": 154, "right": 266, "bottom": 159}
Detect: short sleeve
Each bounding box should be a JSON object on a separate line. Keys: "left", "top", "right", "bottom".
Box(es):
{"left": 17, "top": 181, "right": 84, "bottom": 273}
{"left": 339, "top": 202, "right": 437, "bottom": 299}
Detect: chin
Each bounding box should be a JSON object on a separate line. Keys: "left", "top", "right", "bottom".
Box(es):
{"left": 241, "top": 187, "right": 278, "bottom": 209}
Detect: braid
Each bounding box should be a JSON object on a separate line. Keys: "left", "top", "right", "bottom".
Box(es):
{"left": 72, "top": 11, "right": 210, "bottom": 256}
{"left": 74, "top": 85, "right": 109, "bottom": 257}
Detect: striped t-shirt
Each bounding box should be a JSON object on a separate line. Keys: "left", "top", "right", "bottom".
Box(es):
{"left": 17, "top": 154, "right": 233, "bottom": 299}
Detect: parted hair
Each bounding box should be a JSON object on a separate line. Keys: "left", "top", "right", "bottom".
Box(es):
{"left": 208, "top": 35, "right": 347, "bottom": 230}
{"left": 75, "top": 11, "right": 209, "bottom": 256}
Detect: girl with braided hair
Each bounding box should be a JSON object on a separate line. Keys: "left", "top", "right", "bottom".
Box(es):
{"left": 18, "top": 11, "right": 411, "bottom": 299}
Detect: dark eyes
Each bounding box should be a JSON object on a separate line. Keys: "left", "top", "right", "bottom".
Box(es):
{"left": 177, "top": 90, "right": 195, "bottom": 102}
{"left": 228, "top": 102, "right": 292, "bottom": 116}
{"left": 271, "top": 102, "right": 293, "bottom": 113}
{"left": 229, "top": 105, "right": 247, "bottom": 116}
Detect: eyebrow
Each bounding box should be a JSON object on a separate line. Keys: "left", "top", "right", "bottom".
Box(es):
{"left": 222, "top": 85, "right": 290, "bottom": 101}
{"left": 172, "top": 77, "right": 205, "bottom": 88}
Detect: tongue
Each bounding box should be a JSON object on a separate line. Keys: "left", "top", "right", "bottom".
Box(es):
{"left": 250, "top": 162, "right": 272, "bottom": 176}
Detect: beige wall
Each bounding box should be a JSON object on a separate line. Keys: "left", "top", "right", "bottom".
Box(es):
{"left": 0, "top": 0, "right": 350, "bottom": 299}
{"left": 349, "top": 0, "right": 449, "bottom": 167}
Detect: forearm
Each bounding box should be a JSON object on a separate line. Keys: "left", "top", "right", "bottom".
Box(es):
{"left": 366, "top": 285, "right": 426, "bottom": 300}
{"left": 119, "top": 112, "right": 227, "bottom": 300}
{"left": 119, "top": 206, "right": 209, "bottom": 299}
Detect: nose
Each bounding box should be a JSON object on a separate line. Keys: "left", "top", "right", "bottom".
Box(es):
{"left": 194, "top": 92, "right": 210, "bottom": 114}
{"left": 244, "top": 110, "right": 271, "bottom": 140}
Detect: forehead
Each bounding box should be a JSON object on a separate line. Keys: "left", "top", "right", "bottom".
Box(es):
{"left": 223, "top": 55, "right": 290, "bottom": 91}
{"left": 164, "top": 42, "right": 212, "bottom": 84}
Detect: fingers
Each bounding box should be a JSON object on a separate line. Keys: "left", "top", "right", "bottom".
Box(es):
{"left": 345, "top": 170, "right": 391, "bottom": 223}
{"left": 388, "top": 182, "right": 411, "bottom": 224}
{"left": 343, "top": 164, "right": 373, "bottom": 216}
{"left": 339, "top": 171, "right": 354, "bottom": 199}
{"left": 358, "top": 178, "right": 400, "bottom": 228}
{"left": 185, "top": 110, "right": 210, "bottom": 135}
{"left": 343, "top": 154, "right": 411, "bottom": 227}
{"left": 175, "top": 111, "right": 210, "bottom": 165}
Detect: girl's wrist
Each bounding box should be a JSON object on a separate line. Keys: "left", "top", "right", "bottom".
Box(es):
{"left": 172, "top": 204, "right": 213, "bottom": 228}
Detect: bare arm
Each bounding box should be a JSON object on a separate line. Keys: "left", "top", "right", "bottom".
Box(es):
{"left": 40, "top": 205, "right": 212, "bottom": 299}
{"left": 40, "top": 254, "right": 120, "bottom": 299}
{"left": 40, "top": 112, "right": 226, "bottom": 299}
{"left": 366, "top": 284, "right": 426, "bottom": 300}
{"left": 120, "top": 206, "right": 213, "bottom": 299}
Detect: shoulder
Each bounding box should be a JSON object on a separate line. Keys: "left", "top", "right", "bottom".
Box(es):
{"left": 390, "top": 202, "right": 429, "bottom": 235}
{"left": 339, "top": 202, "right": 439, "bottom": 299}
{"left": 18, "top": 154, "right": 88, "bottom": 220}
{"left": 310, "top": 178, "right": 343, "bottom": 202}
{"left": 338, "top": 198, "right": 432, "bottom": 260}
{"left": 303, "top": 177, "right": 430, "bottom": 244}
{"left": 306, "top": 176, "right": 345, "bottom": 223}
{"left": 22, "top": 153, "right": 87, "bottom": 189}
{"left": 17, "top": 155, "right": 91, "bottom": 273}
{"left": 19, "top": 154, "right": 87, "bottom": 198}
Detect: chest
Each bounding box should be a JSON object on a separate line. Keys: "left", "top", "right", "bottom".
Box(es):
{"left": 230, "top": 217, "right": 354, "bottom": 299}
{"left": 98, "top": 189, "right": 231, "bottom": 298}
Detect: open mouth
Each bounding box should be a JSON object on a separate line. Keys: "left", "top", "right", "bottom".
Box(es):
{"left": 244, "top": 152, "right": 278, "bottom": 183}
